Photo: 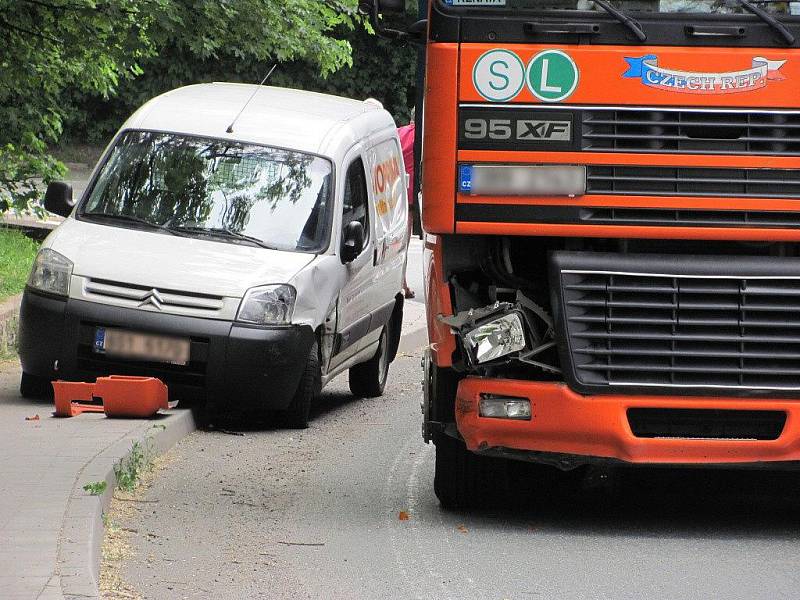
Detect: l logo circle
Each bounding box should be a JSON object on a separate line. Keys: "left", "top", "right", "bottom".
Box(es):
{"left": 527, "top": 50, "right": 579, "bottom": 103}
{"left": 472, "top": 49, "right": 525, "bottom": 103}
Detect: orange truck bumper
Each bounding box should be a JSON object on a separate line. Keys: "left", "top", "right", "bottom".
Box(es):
{"left": 455, "top": 377, "right": 800, "bottom": 466}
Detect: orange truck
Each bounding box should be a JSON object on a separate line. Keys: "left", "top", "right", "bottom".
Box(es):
{"left": 366, "top": 0, "right": 800, "bottom": 507}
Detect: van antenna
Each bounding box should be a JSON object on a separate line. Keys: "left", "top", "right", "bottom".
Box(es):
{"left": 226, "top": 64, "right": 278, "bottom": 134}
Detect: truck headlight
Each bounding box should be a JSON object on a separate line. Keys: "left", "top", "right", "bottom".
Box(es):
{"left": 236, "top": 284, "right": 296, "bottom": 325}
{"left": 463, "top": 311, "right": 527, "bottom": 365}
{"left": 27, "top": 248, "right": 73, "bottom": 297}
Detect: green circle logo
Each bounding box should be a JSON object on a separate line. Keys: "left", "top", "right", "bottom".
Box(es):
{"left": 526, "top": 50, "right": 579, "bottom": 103}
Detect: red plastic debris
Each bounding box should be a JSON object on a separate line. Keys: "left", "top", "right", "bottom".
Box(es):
{"left": 25, "top": 414, "right": 40, "bottom": 421}
{"left": 52, "top": 376, "right": 169, "bottom": 418}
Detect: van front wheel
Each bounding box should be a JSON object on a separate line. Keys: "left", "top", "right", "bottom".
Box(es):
{"left": 281, "top": 340, "right": 321, "bottom": 429}
{"left": 20, "top": 372, "right": 53, "bottom": 400}
{"left": 349, "top": 326, "right": 390, "bottom": 398}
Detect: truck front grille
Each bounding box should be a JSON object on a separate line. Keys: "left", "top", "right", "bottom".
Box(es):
{"left": 551, "top": 252, "right": 800, "bottom": 396}
{"left": 586, "top": 166, "right": 800, "bottom": 199}
{"left": 582, "top": 108, "right": 800, "bottom": 156}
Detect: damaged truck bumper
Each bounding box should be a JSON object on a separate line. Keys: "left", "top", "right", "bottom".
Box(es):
{"left": 455, "top": 377, "right": 800, "bottom": 469}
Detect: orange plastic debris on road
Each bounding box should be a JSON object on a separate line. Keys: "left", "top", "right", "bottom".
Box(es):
{"left": 52, "top": 376, "right": 169, "bottom": 418}
{"left": 398, "top": 511, "right": 410, "bottom": 521}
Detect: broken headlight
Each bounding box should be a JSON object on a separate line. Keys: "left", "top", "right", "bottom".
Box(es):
{"left": 463, "top": 312, "right": 527, "bottom": 365}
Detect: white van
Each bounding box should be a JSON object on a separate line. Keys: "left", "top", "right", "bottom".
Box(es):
{"left": 19, "top": 84, "right": 409, "bottom": 427}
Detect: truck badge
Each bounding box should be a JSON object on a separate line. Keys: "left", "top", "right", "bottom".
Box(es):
{"left": 623, "top": 55, "right": 786, "bottom": 94}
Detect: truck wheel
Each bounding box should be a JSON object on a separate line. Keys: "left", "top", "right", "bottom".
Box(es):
{"left": 20, "top": 372, "right": 53, "bottom": 400}
{"left": 282, "top": 340, "right": 321, "bottom": 429}
{"left": 349, "top": 326, "right": 390, "bottom": 398}
{"left": 434, "top": 432, "right": 510, "bottom": 510}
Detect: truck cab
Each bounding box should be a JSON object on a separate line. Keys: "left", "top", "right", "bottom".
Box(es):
{"left": 370, "top": 0, "right": 800, "bottom": 507}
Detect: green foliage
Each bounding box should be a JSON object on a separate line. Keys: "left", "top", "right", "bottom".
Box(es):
{"left": 0, "top": 229, "right": 39, "bottom": 300}
{"left": 63, "top": 3, "right": 419, "bottom": 146}
{"left": 83, "top": 481, "right": 109, "bottom": 496}
{"left": 114, "top": 441, "right": 152, "bottom": 492}
{"left": 1, "top": 0, "right": 363, "bottom": 213}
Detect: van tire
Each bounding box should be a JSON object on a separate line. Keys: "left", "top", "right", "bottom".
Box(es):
{"left": 282, "top": 340, "right": 320, "bottom": 429}
{"left": 20, "top": 372, "right": 53, "bottom": 400}
{"left": 349, "top": 326, "right": 390, "bottom": 398}
{"left": 433, "top": 432, "right": 510, "bottom": 510}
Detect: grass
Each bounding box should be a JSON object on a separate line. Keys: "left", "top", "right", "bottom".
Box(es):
{"left": 0, "top": 229, "right": 39, "bottom": 301}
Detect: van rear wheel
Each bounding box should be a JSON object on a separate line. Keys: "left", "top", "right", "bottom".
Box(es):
{"left": 349, "top": 326, "right": 390, "bottom": 398}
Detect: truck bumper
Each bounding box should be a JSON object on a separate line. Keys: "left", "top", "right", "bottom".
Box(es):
{"left": 18, "top": 289, "right": 315, "bottom": 413}
{"left": 455, "top": 377, "right": 800, "bottom": 468}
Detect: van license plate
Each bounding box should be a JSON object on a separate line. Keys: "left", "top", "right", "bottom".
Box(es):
{"left": 94, "top": 328, "right": 190, "bottom": 366}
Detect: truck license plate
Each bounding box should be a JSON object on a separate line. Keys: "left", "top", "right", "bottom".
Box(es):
{"left": 94, "top": 328, "right": 190, "bottom": 366}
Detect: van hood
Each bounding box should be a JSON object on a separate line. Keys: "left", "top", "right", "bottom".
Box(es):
{"left": 47, "top": 219, "right": 317, "bottom": 298}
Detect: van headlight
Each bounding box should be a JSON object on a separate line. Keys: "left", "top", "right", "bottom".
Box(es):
{"left": 236, "top": 284, "right": 296, "bottom": 325}
{"left": 28, "top": 248, "right": 73, "bottom": 297}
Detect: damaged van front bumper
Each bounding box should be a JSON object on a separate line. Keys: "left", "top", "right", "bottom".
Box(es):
{"left": 18, "top": 289, "right": 315, "bottom": 413}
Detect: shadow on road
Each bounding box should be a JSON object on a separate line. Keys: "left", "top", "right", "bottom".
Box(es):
{"left": 452, "top": 462, "right": 800, "bottom": 541}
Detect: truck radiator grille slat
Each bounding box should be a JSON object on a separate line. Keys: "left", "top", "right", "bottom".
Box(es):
{"left": 552, "top": 252, "right": 800, "bottom": 396}
{"left": 581, "top": 208, "right": 800, "bottom": 228}
{"left": 582, "top": 108, "right": 800, "bottom": 156}
{"left": 586, "top": 166, "right": 800, "bottom": 199}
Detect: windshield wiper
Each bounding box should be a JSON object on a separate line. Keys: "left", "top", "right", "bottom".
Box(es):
{"left": 170, "top": 226, "right": 276, "bottom": 250}
{"left": 592, "top": 0, "right": 647, "bottom": 42}
{"left": 737, "top": 0, "right": 796, "bottom": 45}
{"left": 84, "top": 212, "right": 191, "bottom": 237}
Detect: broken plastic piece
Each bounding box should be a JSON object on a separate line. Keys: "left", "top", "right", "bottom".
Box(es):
{"left": 52, "top": 382, "right": 103, "bottom": 417}
{"left": 52, "top": 376, "right": 169, "bottom": 418}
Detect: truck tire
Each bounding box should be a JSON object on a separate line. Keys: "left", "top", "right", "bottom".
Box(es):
{"left": 20, "top": 372, "right": 53, "bottom": 400}
{"left": 349, "top": 326, "right": 390, "bottom": 398}
{"left": 282, "top": 340, "right": 321, "bottom": 429}
{"left": 434, "top": 432, "right": 510, "bottom": 510}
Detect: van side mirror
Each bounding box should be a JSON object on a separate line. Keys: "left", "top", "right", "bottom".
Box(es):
{"left": 341, "top": 221, "right": 365, "bottom": 263}
{"left": 44, "top": 182, "right": 75, "bottom": 218}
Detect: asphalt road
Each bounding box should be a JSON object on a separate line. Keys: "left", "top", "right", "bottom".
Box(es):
{"left": 117, "top": 347, "right": 800, "bottom": 600}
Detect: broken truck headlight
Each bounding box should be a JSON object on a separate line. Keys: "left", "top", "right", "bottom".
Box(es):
{"left": 463, "top": 311, "right": 527, "bottom": 365}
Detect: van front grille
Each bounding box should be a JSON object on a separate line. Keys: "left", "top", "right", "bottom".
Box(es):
{"left": 83, "top": 278, "right": 225, "bottom": 315}
{"left": 551, "top": 252, "right": 800, "bottom": 397}
{"left": 582, "top": 108, "right": 800, "bottom": 156}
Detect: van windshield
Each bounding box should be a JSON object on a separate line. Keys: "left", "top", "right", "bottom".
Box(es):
{"left": 81, "top": 130, "right": 334, "bottom": 253}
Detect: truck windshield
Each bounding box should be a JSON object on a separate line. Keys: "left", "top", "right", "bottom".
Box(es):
{"left": 81, "top": 130, "right": 334, "bottom": 253}
{"left": 442, "top": 0, "right": 797, "bottom": 14}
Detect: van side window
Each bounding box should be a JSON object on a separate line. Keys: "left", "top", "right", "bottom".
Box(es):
{"left": 342, "top": 157, "right": 369, "bottom": 247}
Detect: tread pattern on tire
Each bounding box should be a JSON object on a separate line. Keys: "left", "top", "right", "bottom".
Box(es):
{"left": 282, "top": 340, "right": 320, "bottom": 429}
{"left": 434, "top": 433, "right": 510, "bottom": 510}
{"left": 349, "top": 327, "right": 389, "bottom": 399}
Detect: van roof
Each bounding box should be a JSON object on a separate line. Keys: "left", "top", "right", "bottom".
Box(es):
{"left": 123, "top": 83, "right": 396, "bottom": 158}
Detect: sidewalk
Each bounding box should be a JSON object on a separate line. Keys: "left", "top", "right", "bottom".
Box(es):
{"left": 0, "top": 297, "right": 428, "bottom": 599}
{"left": 0, "top": 366, "right": 194, "bottom": 599}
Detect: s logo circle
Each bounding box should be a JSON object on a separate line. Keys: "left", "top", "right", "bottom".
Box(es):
{"left": 472, "top": 49, "right": 525, "bottom": 103}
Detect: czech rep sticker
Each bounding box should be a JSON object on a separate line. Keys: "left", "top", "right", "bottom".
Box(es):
{"left": 527, "top": 50, "right": 579, "bottom": 103}
{"left": 472, "top": 49, "right": 525, "bottom": 102}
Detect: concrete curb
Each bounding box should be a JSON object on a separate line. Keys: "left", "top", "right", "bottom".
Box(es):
{"left": 0, "top": 293, "right": 22, "bottom": 357}
{"left": 49, "top": 303, "right": 428, "bottom": 599}
{"left": 54, "top": 410, "right": 196, "bottom": 599}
